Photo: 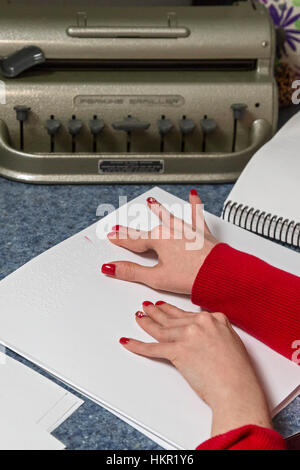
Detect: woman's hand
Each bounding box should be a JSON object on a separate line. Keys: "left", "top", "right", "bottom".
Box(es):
{"left": 101, "top": 190, "right": 218, "bottom": 295}
{"left": 120, "top": 301, "right": 273, "bottom": 437}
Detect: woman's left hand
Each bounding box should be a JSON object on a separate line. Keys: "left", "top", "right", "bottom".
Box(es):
{"left": 102, "top": 190, "right": 218, "bottom": 295}
{"left": 120, "top": 301, "right": 273, "bottom": 437}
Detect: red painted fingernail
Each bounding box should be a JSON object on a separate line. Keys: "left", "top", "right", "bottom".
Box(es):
{"left": 190, "top": 189, "right": 198, "bottom": 196}
{"left": 143, "top": 301, "right": 153, "bottom": 307}
{"left": 147, "top": 197, "right": 157, "bottom": 204}
{"left": 112, "top": 225, "right": 121, "bottom": 231}
{"left": 120, "top": 337, "right": 130, "bottom": 345}
{"left": 107, "top": 231, "right": 117, "bottom": 238}
{"left": 136, "top": 311, "right": 147, "bottom": 319}
{"left": 101, "top": 263, "right": 116, "bottom": 275}
{"left": 155, "top": 301, "right": 165, "bottom": 306}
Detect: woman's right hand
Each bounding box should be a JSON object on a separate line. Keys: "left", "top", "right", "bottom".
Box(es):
{"left": 102, "top": 190, "right": 218, "bottom": 295}
{"left": 120, "top": 301, "right": 273, "bottom": 438}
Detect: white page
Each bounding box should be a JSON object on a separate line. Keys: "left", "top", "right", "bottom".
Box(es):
{"left": 0, "top": 352, "right": 83, "bottom": 433}
{"left": 0, "top": 402, "right": 64, "bottom": 450}
{"left": 224, "top": 110, "right": 300, "bottom": 223}
{"left": 0, "top": 187, "right": 299, "bottom": 450}
{"left": 39, "top": 391, "right": 83, "bottom": 433}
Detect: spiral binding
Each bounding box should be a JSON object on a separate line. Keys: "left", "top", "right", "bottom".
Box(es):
{"left": 222, "top": 200, "right": 300, "bottom": 248}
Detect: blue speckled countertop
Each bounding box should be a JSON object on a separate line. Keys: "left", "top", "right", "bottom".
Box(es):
{"left": 0, "top": 107, "right": 299, "bottom": 449}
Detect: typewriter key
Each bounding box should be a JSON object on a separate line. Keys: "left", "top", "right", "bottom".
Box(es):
{"left": 231, "top": 103, "right": 247, "bottom": 152}
{"left": 112, "top": 115, "right": 150, "bottom": 152}
{"left": 13, "top": 105, "right": 31, "bottom": 151}
{"left": 157, "top": 116, "right": 173, "bottom": 152}
{"left": 89, "top": 116, "right": 105, "bottom": 153}
{"left": 200, "top": 117, "right": 217, "bottom": 152}
{"left": 45, "top": 116, "right": 61, "bottom": 153}
{"left": 68, "top": 116, "right": 83, "bottom": 153}
{"left": 179, "top": 116, "right": 195, "bottom": 152}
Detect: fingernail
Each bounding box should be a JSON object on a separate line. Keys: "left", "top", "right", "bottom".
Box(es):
{"left": 107, "top": 231, "right": 117, "bottom": 238}
{"left": 155, "top": 301, "right": 165, "bottom": 306}
{"left": 101, "top": 263, "right": 116, "bottom": 275}
{"left": 143, "top": 301, "right": 153, "bottom": 307}
{"left": 147, "top": 197, "right": 157, "bottom": 204}
{"left": 136, "top": 311, "right": 147, "bottom": 319}
{"left": 190, "top": 189, "right": 198, "bottom": 196}
{"left": 112, "top": 225, "right": 121, "bottom": 231}
{"left": 120, "top": 337, "right": 130, "bottom": 345}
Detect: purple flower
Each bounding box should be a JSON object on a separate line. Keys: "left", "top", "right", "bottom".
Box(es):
{"left": 263, "top": 2, "right": 300, "bottom": 56}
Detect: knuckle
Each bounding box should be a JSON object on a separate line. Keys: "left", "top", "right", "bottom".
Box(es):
{"left": 184, "top": 323, "right": 199, "bottom": 337}
{"left": 155, "top": 328, "right": 164, "bottom": 341}
{"left": 123, "top": 263, "right": 136, "bottom": 281}
{"left": 212, "top": 312, "right": 228, "bottom": 324}
{"left": 195, "top": 311, "right": 212, "bottom": 326}
{"left": 149, "top": 276, "right": 159, "bottom": 290}
{"left": 148, "top": 269, "right": 162, "bottom": 290}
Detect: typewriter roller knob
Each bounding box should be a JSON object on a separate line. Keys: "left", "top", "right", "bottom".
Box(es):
{"left": 89, "top": 116, "right": 105, "bottom": 152}
{"left": 46, "top": 116, "right": 61, "bottom": 153}
{"left": 179, "top": 117, "right": 195, "bottom": 152}
{"left": 112, "top": 116, "right": 150, "bottom": 152}
{"left": 68, "top": 116, "right": 83, "bottom": 153}
{"left": 200, "top": 118, "right": 217, "bottom": 152}
{"left": 157, "top": 117, "right": 173, "bottom": 152}
{"left": 13, "top": 105, "right": 31, "bottom": 151}
{"left": 231, "top": 103, "right": 247, "bottom": 152}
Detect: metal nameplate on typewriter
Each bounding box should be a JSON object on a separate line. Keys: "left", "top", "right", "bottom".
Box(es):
{"left": 0, "top": 0, "right": 277, "bottom": 184}
{"left": 99, "top": 159, "right": 164, "bottom": 174}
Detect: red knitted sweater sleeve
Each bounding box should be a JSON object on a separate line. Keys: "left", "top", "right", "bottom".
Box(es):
{"left": 191, "top": 243, "right": 300, "bottom": 361}
{"left": 191, "top": 243, "right": 300, "bottom": 450}
{"left": 196, "top": 425, "right": 286, "bottom": 450}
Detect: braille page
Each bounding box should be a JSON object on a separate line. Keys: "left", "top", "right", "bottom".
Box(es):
{"left": 0, "top": 187, "right": 299, "bottom": 450}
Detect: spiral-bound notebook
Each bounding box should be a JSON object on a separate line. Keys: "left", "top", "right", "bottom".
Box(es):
{"left": 222, "top": 111, "right": 300, "bottom": 248}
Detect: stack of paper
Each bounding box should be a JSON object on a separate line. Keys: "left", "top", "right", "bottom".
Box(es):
{"left": 0, "top": 188, "right": 299, "bottom": 450}
{"left": 0, "top": 352, "right": 83, "bottom": 449}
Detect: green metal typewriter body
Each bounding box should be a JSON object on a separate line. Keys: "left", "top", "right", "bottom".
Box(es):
{"left": 0, "top": 0, "right": 277, "bottom": 183}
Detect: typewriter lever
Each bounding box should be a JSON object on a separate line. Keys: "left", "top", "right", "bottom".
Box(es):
{"left": 0, "top": 118, "right": 273, "bottom": 183}
{"left": 0, "top": 46, "right": 45, "bottom": 78}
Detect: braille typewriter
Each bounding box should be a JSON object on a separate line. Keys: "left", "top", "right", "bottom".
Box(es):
{"left": 0, "top": 0, "right": 277, "bottom": 183}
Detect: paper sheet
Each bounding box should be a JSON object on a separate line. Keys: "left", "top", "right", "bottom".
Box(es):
{"left": 0, "top": 187, "right": 299, "bottom": 450}
{"left": 225, "top": 110, "right": 300, "bottom": 223}
{"left": 0, "top": 352, "right": 83, "bottom": 434}
{"left": 0, "top": 400, "right": 65, "bottom": 450}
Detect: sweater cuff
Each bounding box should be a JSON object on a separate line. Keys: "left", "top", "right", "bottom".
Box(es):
{"left": 196, "top": 425, "right": 286, "bottom": 450}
